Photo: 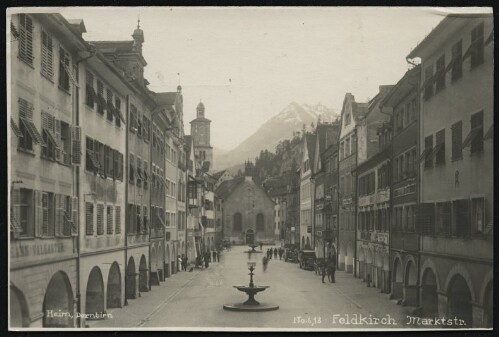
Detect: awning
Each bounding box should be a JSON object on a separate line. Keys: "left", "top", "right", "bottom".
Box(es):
{"left": 113, "top": 106, "right": 126, "bottom": 123}
{"left": 10, "top": 118, "right": 23, "bottom": 138}
{"left": 483, "top": 124, "right": 493, "bottom": 141}
{"left": 10, "top": 213, "right": 23, "bottom": 233}
{"left": 20, "top": 118, "right": 45, "bottom": 145}
{"left": 62, "top": 62, "right": 79, "bottom": 87}
{"left": 485, "top": 31, "right": 494, "bottom": 46}
{"left": 156, "top": 213, "right": 166, "bottom": 228}
{"left": 462, "top": 127, "right": 482, "bottom": 148}
{"left": 44, "top": 129, "right": 61, "bottom": 150}
{"left": 86, "top": 149, "right": 100, "bottom": 170}
{"left": 418, "top": 147, "right": 432, "bottom": 163}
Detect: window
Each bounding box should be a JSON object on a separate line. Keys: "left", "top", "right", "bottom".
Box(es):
{"left": 86, "top": 71, "right": 95, "bottom": 108}
{"left": 143, "top": 161, "right": 148, "bottom": 189}
{"left": 106, "top": 205, "right": 113, "bottom": 234}
{"left": 451, "top": 40, "right": 463, "bottom": 81}
{"left": 18, "top": 14, "right": 34, "bottom": 65}
{"left": 143, "top": 206, "right": 148, "bottom": 231}
{"left": 59, "top": 122, "right": 71, "bottom": 165}
{"left": 106, "top": 89, "right": 114, "bottom": 121}
{"left": 97, "top": 80, "right": 104, "bottom": 114}
{"left": 97, "top": 204, "right": 104, "bottom": 235}
{"left": 58, "top": 47, "right": 71, "bottom": 92}
{"left": 41, "top": 112, "right": 59, "bottom": 160}
{"left": 95, "top": 141, "right": 105, "bottom": 177}
{"left": 41, "top": 30, "right": 53, "bottom": 80}
{"left": 136, "top": 157, "right": 142, "bottom": 187}
{"left": 471, "top": 198, "right": 485, "bottom": 234}
{"left": 451, "top": 121, "right": 463, "bottom": 160}
{"left": 436, "top": 202, "right": 451, "bottom": 236}
{"left": 114, "top": 97, "right": 121, "bottom": 127}
{"left": 40, "top": 192, "right": 55, "bottom": 236}
{"left": 453, "top": 199, "right": 470, "bottom": 238}
{"left": 136, "top": 205, "right": 142, "bottom": 233}
{"left": 85, "top": 202, "right": 94, "bottom": 235}
{"left": 470, "top": 110, "right": 484, "bottom": 153}
{"left": 18, "top": 98, "right": 44, "bottom": 151}
{"left": 128, "top": 204, "right": 136, "bottom": 233}
{"left": 129, "top": 153, "right": 135, "bottom": 184}
{"left": 115, "top": 206, "right": 121, "bottom": 234}
{"left": 424, "top": 65, "right": 434, "bottom": 100}
{"left": 11, "top": 188, "right": 34, "bottom": 237}
{"left": 143, "top": 116, "right": 150, "bottom": 142}
{"left": 435, "top": 129, "right": 445, "bottom": 165}
{"left": 130, "top": 104, "right": 138, "bottom": 132}
{"left": 104, "top": 145, "right": 113, "bottom": 178}
{"left": 424, "top": 135, "right": 433, "bottom": 168}
{"left": 55, "top": 194, "right": 71, "bottom": 237}
{"left": 351, "top": 135, "right": 357, "bottom": 154}
{"left": 233, "top": 213, "right": 242, "bottom": 232}
{"left": 435, "top": 54, "right": 446, "bottom": 93}
{"left": 421, "top": 203, "right": 435, "bottom": 236}
{"left": 470, "top": 22, "right": 484, "bottom": 69}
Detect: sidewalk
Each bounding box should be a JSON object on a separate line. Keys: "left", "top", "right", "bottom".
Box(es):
{"left": 87, "top": 267, "right": 202, "bottom": 328}
{"left": 318, "top": 269, "right": 418, "bottom": 328}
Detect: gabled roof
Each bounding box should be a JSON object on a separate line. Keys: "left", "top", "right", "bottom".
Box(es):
{"left": 215, "top": 176, "right": 245, "bottom": 199}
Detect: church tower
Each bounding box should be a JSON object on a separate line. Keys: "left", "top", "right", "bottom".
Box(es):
{"left": 190, "top": 101, "right": 213, "bottom": 171}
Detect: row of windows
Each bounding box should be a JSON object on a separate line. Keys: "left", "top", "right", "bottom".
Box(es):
{"left": 393, "top": 205, "right": 416, "bottom": 233}
{"left": 424, "top": 22, "right": 485, "bottom": 101}
{"left": 423, "top": 110, "right": 484, "bottom": 168}
{"left": 420, "top": 198, "right": 486, "bottom": 238}
{"left": 394, "top": 148, "right": 417, "bottom": 182}
{"left": 394, "top": 98, "right": 417, "bottom": 133}
{"left": 86, "top": 71, "right": 124, "bottom": 127}
{"left": 165, "top": 143, "right": 177, "bottom": 165}
{"left": 177, "top": 211, "right": 186, "bottom": 230}
{"left": 128, "top": 153, "right": 149, "bottom": 189}
{"left": 339, "top": 134, "right": 356, "bottom": 161}
{"left": 15, "top": 98, "right": 75, "bottom": 167}
{"left": 85, "top": 137, "right": 124, "bottom": 181}
{"left": 85, "top": 203, "right": 121, "bottom": 236}
{"left": 11, "top": 188, "right": 76, "bottom": 238}
{"left": 232, "top": 213, "right": 265, "bottom": 232}
{"left": 126, "top": 204, "right": 149, "bottom": 234}
{"left": 358, "top": 208, "right": 391, "bottom": 233}
{"left": 17, "top": 15, "right": 74, "bottom": 93}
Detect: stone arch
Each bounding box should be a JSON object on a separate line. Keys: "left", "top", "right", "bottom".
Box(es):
{"left": 139, "top": 255, "right": 148, "bottom": 292}
{"left": 404, "top": 260, "right": 417, "bottom": 286}
{"left": 106, "top": 262, "right": 121, "bottom": 309}
{"left": 447, "top": 274, "right": 473, "bottom": 327}
{"left": 421, "top": 267, "right": 438, "bottom": 316}
{"left": 482, "top": 279, "right": 493, "bottom": 328}
{"left": 126, "top": 257, "right": 136, "bottom": 299}
{"left": 233, "top": 212, "right": 242, "bottom": 232}
{"left": 10, "top": 285, "right": 30, "bottom": 328}
{"left": 420, "top": 258, "right": 441, "bottom": 291}
{"left": 443, "top": 264, "right": 476, "bottom": 303}
{"left": 256, "top": 213, "right": 265, "bottom": 231}
{"left": 43, "top": 271, "right": 74, "bottom": 327}
{"left": 86, "top": 266, "right": 104, "bottom": 317}
{"left": 479, "top": 269, "right": 493, "bottom": 307}
{"left": 393, "top": 257, "right": 403, "bottom": 283}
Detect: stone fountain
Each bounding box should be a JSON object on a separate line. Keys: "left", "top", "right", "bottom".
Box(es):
{"left": 223, "top": 262, "right": 279, "bottom": 312}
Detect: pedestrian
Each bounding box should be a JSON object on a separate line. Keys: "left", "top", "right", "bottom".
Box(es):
{"left": 182, "top": 255, "right": 188, "bottom": 271}
{"left": 217, "top": 250, "right": 220, "bottom": 262}
{"left": 278, "top": 248, "right": 283, "bottom": 260}
{"left": 269, "top": 249, "right": 272, "bottom": 259}
{"left": 177, "top": 255, "right": 182, "bottom": 272}
{"left": 328, "top": 259, "right": 336, "bottom": 283}
{"left": 321, "top": 260, "right": 327, "bottom": 283}
{"left": 204, "top": 252, "right": 210, "bottom": 268}
{"left": 262, "top": 256, "right": 268, "bottom": 272}
{"left": 213, "top": 250, "right": 217, "bottom": 262}
{"left": 259, "top": 242, "right": 263, "bottom": 250}
{"left": 274, "top": 248, "right": 277, "bottom": 258}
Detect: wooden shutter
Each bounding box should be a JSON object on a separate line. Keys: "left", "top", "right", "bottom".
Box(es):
{"left": 85, "top": 202, "right": 94, "bottom": 235}
{"left": 34, "top": 190, "right": 43, "bottom": 237}
{"left": 55, "top": 194, "right": 62, "bottom": 236}
{"left": 115, "top": 206, "right": 121, "bottom": 234}
{"left": 55, "top": 120, "right": 62, "bottom": 162}
{"left": 71, "top": 197, "right": 78, "bottom": 236}
{"left": 71, "top": 126, "right": 81, "bottom": 165}
{"left": 41, "top": 193, "right": 49, "bottom": 236}
{"left": 11, "top": 188, "right": 22, "bottom": 235}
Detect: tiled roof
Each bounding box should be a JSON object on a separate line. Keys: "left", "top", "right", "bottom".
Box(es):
{"left": 89, "top": 40, "right": 135, "bottom": 53}
{"left": 215, "top": 176, "right": 245, "bottom": 199}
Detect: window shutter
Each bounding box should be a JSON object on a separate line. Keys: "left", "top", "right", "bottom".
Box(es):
{"left": 71, "top": 126, "right": 81, "bottom": 165}
{"left": 115, "top": 206, "right": 121, "bottom": 234}
{"left": 55, "top": 194, "right": 62, "bottom": 236}
{"left": 34, "top": 190, "right": 43, "bottom": 237}
{"left": 71, "top": 197, "right": 78, "bottom": 235}
{"left": 11, "top": 188, "right": 22, "bottom": 236}
{"left": 41, "top": 193, "right": 49, "bottom": 236}
{"left": 55, "top": 120, "right": 62, "bottom": 162}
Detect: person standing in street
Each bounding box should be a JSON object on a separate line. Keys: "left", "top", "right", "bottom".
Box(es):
{"left": 204, "top": 252, "right": 210, "bottom": 268}
{"left": 259, "top": 242, "right": 263, "bottom": 250}
{"left": 328, "top": 258, "right": 336, "bottom": 283}
{"left": 177, "top": 255, "right": 182, "bottom": 272}
{"left": 321, "top": 259, "right": 327, "bottom": 283}
{"left": 213, "top": 250, "right": 217, "bottom": 262}
{"left": 262, "top": 256, "right": 269, "bottom": 272}
{"left": 217, "top": 249, "right": 221, "bottom": 262}
{"left": 274, "top": 248, "right": 277, "bottom": 259}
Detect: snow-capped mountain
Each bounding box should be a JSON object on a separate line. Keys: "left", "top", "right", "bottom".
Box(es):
{"left": 213, "top": 102, "right": 339, "bottom": 171}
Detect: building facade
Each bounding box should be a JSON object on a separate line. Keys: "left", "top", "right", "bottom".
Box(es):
{"left": 408, "top": 14, "right": 493, "bottom": 328}
{"left": 299, "top": 134, "right": 315, "bottom": 249}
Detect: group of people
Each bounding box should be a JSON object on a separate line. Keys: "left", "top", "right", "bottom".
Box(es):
{"left": 320, "top": 256, "right": 337, "bottom": 283}
{"left": 265, "top": 247, "right": 284, "bottom": 260}
{"left": 178, "top": 249, "right": 222, "bottom": 271}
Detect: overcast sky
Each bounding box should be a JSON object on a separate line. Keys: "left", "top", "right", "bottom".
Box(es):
{"left": 54, "top": 7, "right": 487, "bottom": 151}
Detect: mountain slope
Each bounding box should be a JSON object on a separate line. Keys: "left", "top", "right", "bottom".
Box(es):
{"left": 213, "top": 102, "right": 338, "bottom": 170}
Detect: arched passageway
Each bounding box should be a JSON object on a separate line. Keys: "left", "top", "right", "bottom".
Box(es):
{"left": 126, "top": 257, "right": 136, "bottom": 300}
{"left": 107, "top": 262, "right": 122, "bottom": 309}
{"left": 43, "top": 271, "right": 74, "bottom": 327}
{"left": 86, "top": 267, "right": 104, "bottom": 317}
{"left": 447, "top": 274, "right": 473, "bottom": 327}
{"left": 10, "top": 286, "right": 30, "bottom": 328}
{"left": 139, "top": 255, "right": 149, "bottom": 292}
